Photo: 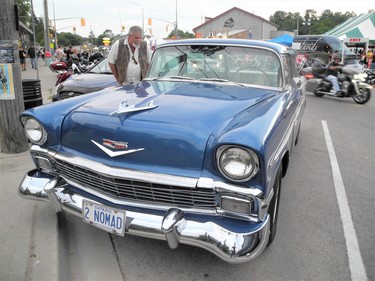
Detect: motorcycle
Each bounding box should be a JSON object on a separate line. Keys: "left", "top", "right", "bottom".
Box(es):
{"left": 49, "top": 56, "right": 89, "bottom": 86}
{"left": 312, "top": 60, "right": 372, "bottom": 104}
{"left": 49, "top": 60, "right": 72, "bottom": 86}
{"left": 364, "top": 68, "right": 375, "bottom": 86}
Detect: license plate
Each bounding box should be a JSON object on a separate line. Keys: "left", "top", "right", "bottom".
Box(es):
{"left": 82, "top": 200, "right": 126, "bottom": 236}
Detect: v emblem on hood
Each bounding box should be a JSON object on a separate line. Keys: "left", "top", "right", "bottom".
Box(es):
{"left": 91, "top": 140, "right": 144, "bottom": 157}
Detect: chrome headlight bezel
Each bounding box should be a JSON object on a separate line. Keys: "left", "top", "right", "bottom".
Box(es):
{"left": 21, "top": 117, "right": 48, "bottom": 145}
{"left": 216, "top": 145, "right": 259, "bottom": 182}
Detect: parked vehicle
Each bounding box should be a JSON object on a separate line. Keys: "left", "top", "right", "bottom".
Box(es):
{"left": 49, "top": 56, "right": 98, "bottom": 87}
{"left": 52, "top": 57, "right": 117, "bottom": 101}
{"left": 19, "top": 39, "right": 306, "bottom": 263}
{"left": 364, "top": 68, "right": 375, "bottom": 86}
{"left": 312, "top": 59, "right": 371, "bottom": 104}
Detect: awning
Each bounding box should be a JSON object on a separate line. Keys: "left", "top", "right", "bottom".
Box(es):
{"left": 324, "top": 12, "right": 375, "bottom": 44}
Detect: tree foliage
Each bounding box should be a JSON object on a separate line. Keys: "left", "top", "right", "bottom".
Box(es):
{"left": 166, "top": 29, "right": 194, "bottom": 39}
{"left": 269, "top": 9, "right": 357, "bottom": 35}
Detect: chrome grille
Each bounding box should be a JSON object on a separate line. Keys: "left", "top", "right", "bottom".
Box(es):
{"left": 55, "top": 159, "right": 217, "bottom": 208}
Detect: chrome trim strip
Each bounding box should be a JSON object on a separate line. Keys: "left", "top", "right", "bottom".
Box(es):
{"left": 30, "top": 145, "right": 198, "bottom": 188}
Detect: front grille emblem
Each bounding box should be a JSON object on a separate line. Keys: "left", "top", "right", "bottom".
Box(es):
{"left": 103, "top": 139, "right": 128, "bottom": 149}
{"left": 91, "top": 140, "right": 144, "bottom": 157}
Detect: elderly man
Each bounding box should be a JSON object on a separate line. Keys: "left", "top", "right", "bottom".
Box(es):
{"left": 108, "top": 25, "right": 151, "bottom": 85}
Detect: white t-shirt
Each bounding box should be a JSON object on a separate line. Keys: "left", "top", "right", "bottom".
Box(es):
{"left": 107, "top": 37, "right": 151, "bottom": 84}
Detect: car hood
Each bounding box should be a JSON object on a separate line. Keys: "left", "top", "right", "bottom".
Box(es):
{"left": 64, "top": 73, "right": 117, "bottom": 88}
{"left": 60, "top": 81, "right": 277, "bottom": 176}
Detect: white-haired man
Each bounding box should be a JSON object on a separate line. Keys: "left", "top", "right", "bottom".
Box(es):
{"left": 108, "top": 25, "right": 151, "bottom": 85}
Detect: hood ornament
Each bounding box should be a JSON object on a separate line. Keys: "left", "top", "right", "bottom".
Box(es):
{"left": 91, "top": 140, "right": 144, "bottom": 157}
{"left": 110, "top": 99, "right": 158, "bottom": 116}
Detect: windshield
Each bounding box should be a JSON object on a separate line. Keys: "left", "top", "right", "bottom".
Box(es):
{"left": 146, "top": 45, "right": 283, "bottom": 88}
{"left": 325, "top": 36, "right": 353, "bottom": 55}
{"left": 89, "top": 58, "right": 112, "bottom": 74}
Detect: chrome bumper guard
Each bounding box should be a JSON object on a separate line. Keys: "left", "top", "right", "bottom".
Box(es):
{"left": 19, "top": 169, "right": 270, "bottom": 264}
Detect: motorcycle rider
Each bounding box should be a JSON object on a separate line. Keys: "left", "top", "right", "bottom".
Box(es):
{"left": 326, "top": 53, "right": 343, "bottom": 96}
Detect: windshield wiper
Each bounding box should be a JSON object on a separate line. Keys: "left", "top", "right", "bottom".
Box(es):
{"left": 198, "top": 78, "right": 229, "bottom": 82}
{"left": 151, "top": 76, "right": 195, "bottom": 81}
{"left": 166, "top": 76, "right": 195, "bottom": 80}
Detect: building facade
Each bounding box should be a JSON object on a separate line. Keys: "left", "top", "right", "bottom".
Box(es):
{"left": 193, "top": 7, "right": 278, "bottom": 40}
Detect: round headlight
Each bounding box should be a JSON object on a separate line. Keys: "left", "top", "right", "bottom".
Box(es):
{"left": 23, "top": 117, "right": 47, "bottom": 145}
{"left": 217, "top": 145, "right": 259, "bottom": 182}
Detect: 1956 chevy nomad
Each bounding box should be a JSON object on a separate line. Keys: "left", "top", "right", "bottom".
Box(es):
{"left": 19, "top": 38, "right": 306, "bottom": 263}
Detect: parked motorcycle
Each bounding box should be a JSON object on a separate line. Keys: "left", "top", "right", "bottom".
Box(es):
{"left": 364, "top": 68, "right": 375, "bottom": 86}
{"left": 312, "top": 60, "right": 372, "bottom": 104}
{"left": 49, "top": 60, "right": 72, "bottom": 86}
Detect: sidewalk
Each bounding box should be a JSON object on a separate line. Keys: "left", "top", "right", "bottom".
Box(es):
{"left": 0, "top": 58, "right": 59, "bottom": 281}
{"left": 21, "top": 57, "right": 57, "bottom": 105}
{"left": 0, "top": 151, "right": 59, "bottom": 281}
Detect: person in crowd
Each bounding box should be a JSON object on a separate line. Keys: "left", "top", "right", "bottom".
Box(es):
{"left": 55, "top": 45, "right": 65, "bottom": 61}
{"left": 19, "top": 46, "right": 27, "bottom": 71}
{"left": 41, "top": 48, "right": 45, "bottom": 60}
{"left": 107, "top": 25, "right": 151, "bottom": 85}
{"left": 65, "top": 46, "right": 74, "bottom": 61}
{"left": 27, "top": 43, "right": 37, "bottom": 69}
{"left": 326, "top": 53, "right": 343, "bottom": 96}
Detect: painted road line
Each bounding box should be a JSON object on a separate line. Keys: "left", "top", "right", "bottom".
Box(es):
{"left": 321, "top": 120, "right": 367, "bottom": 281}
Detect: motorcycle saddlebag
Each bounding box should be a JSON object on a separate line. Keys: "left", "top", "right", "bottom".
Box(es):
{"left": 49, "top": 61, "right": 68, "bottom": 72}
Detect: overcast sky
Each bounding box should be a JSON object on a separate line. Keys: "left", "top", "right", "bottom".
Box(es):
{"left": 31, "top": 0, "right": 374, "bottom": 40}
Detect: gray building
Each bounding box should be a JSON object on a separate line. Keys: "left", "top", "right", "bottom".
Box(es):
{"left": 193, "top": 7, "right": 278, "bottom": 40}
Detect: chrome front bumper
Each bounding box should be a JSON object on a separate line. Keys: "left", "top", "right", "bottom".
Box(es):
{"left": 19, "top": 169, "right": 270, "bottom": 264}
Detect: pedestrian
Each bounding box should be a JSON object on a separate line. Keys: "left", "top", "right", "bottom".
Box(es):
{"left": 27, "top": 43, "right": 37, "bottom": 69}
{"left": 108, "top": 25, "right": 151, "bottom": 85}
{"left": 55, "top": 45, "right": 65, "bottom": 61}
{"left": 65, "top": 46, "right": 74, "bottom": 61}
{"left": 19, "top": 46, "right": 27, "bottom": 71}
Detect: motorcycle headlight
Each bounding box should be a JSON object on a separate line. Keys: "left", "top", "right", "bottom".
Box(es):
{"left": 216, "top": 145, "right": 259, "bottom": 182}
{"left": 354, "top": 73, "right": 367, "bottom": 82}
{"left": 21, "top": 117, "right": 47, "bottom": 145}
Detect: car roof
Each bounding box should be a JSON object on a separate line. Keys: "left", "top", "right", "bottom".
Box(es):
{"left": 157, "top": 38, "right": 290, "bottom": 54}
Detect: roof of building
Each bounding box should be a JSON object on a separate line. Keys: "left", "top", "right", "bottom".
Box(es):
{"left": 192, "top": 7, "right": 278, "bottom": 32}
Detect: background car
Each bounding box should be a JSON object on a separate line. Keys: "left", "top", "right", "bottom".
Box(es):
{"left": 52, "top": 57, "right": 117, "bottom": 101}
{"left": 19, "top": 39, "right": 306, "bottom": 263}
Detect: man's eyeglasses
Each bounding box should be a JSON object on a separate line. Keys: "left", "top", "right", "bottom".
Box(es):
{"left": 132, "top": 55, "right": 138, "bottom": 65}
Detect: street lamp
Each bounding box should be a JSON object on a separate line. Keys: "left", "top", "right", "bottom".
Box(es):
{"left": 129, "top": 1, "right": 144, "bottom": 33}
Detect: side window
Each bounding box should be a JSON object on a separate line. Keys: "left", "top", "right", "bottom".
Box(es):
{"left": 282, "top": 54, "right": 298, "bottom": 85}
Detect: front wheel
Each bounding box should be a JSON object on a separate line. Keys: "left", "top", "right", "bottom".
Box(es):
{"left": 267, "top": 166, "right": 282, "bottom": 246}
{"left": 353, "top": 87, "right": 371, "bottom": 104}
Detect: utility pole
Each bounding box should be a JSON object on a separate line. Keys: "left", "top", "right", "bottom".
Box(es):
{"left": 0, "top": 0, "right": 29, "bottom": 153}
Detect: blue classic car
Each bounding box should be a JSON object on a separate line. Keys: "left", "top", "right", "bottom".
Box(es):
{"left": 19, "top": 39, "right": 306, "bottom": 263}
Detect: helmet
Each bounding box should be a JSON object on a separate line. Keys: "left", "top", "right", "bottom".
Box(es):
{"left": 332, "top": 53, "right": 341, "bottom": 60}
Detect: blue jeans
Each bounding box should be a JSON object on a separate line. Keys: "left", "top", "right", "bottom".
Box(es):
{"left": 326, "top": 75, "right": 340, "bottom": 93}
{"left": 30, "top": 57, "right": 37, "bottom": 68}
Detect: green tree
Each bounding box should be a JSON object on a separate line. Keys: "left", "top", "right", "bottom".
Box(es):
{"left": 166, "top": 29, "right": 194, "bottom": 39}
{"left": 57, "top": 32, "right": 84, "bottom": 46}
{"left": 269, "top": 9, "right": 357, "bottom": 35}
{"left": 16, "top": 0, "right": 31, "bottom": 25}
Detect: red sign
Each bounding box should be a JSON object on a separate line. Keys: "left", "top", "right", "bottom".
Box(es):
{"left": 349, "top": 38, "right": 361, "bottom": 42}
